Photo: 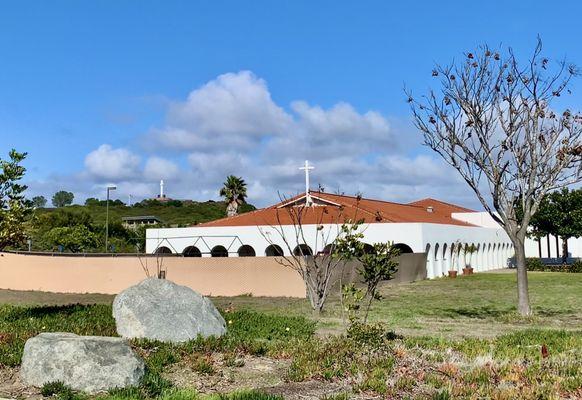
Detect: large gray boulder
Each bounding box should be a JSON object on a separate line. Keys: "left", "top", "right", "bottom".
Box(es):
{"left": 113, "top": 278, "right": 226, "bottom": 343}
{"left": 20, "top": 333, "right": 144, "bottom": 393}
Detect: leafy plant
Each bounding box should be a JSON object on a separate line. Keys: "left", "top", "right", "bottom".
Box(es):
{"left": 43, "top": 225, "right": 101, "bottom": 252}
{"left": 0, "top": 149, "right": 32, "bottom": 250}
{"left": 334, "top": 221, "right": 399, "bottom": 323}
{"left": 40, "top": 381, "right": 81, "bottom": 400}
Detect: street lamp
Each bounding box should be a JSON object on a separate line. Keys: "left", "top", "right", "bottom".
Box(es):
{"left": 105, "top": 185, "right": 117, "bottom": 252}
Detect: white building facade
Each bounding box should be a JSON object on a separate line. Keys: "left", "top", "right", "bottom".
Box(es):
{"left": 146, "top": 193, "right": 515, "bottom": 279}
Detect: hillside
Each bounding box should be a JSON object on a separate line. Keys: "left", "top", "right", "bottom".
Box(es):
{"left": 34, "top": 200, "right": 257, "bottom": 227}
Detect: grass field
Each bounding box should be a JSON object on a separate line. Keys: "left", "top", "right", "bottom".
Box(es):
{"left": 1, "top": 272, "right": 580, "bottom": 399}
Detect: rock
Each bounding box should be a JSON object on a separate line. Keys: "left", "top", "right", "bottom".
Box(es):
{"left": 20, "top": 333, "right": 144, "bottom": 393}
{"left": 113, "top": 278, "right": 226, "bottom": 343}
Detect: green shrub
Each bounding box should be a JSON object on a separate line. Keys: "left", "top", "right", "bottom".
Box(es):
{"left": 40, "top": 381, "right": 82, "bottom": 400}
{"left": 526, "top": 258, "right": 545, "bottom": 271}
{"left": 103, "top": 386, "right": 143, "bottom": 400}
{"left": 526, "top": 258, "right": 582, "bottom": 273}
{"left": 218, "top": 391, "right": 285, "bottom": 400}
{"left": 140, "top": 371, "right": 173, "bottom": 398}
{"left": 569, "top": 260, "right": 582, "bottom": 273}
{"left": 346, "top": 322, "right": 399, "bottom": 349}
{"left": 41, "top": 381, "right": 69, "bottom": 397}
{"left": 192, "top": 356, "right": 216, "bottom": 375}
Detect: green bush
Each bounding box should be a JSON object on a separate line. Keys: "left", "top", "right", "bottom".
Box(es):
{"left": 526, "top": 258, "right": 582, "bottom": 273}
{"left": 140, "top": 371, "right": 173, "bottom": 398}
{"left": 570, "top": 260, "right": 582, "bottom": 273}
{"left": 346, "top": 321, "right": 399, "bottom": 349}
{"left": 40, "top": 381, "right": 82, "bottom": 400}
{"left": 218, "top": 391, "right": 285, "bottom": 400}
{"left": 526, "top": 258, "right": 545, "bottom": 271}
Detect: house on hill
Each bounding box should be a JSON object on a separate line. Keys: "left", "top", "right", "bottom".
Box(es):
{"left": 122, "top": 215, "right": 162, "bottom": 230}
{"left": 146, "top": 190, "right": 513, "bottom": 279}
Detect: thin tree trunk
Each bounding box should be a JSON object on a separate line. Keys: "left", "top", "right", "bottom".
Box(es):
{"left": 513, "top": 238, "right": 532, "bottom": 316}
{"left": 562, "top": 238, "right": 569, "bottom": 264}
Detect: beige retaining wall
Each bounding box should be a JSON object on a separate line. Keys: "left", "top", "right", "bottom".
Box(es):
{"left": 0, "top": 252, "right": 307, "bottom": 297}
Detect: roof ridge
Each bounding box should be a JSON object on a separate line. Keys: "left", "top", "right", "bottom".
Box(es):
{"left": 315, "top": 191, "right": 434, "bottom": 210}
{"left": 409, "top": 197, "right": 475, "bottom": 212}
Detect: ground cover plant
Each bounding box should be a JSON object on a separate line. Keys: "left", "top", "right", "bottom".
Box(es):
{"left": 0, "top": 272, "right": 581, "bottom": 399}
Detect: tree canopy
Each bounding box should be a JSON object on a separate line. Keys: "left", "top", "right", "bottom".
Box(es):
{"left": 220, "top": 175, "right": 247, "bottom": 217}
{"left": 530, "top": 188, "right": 582, "bottom": 262}
{"left": 31, "top": 195, "right": 47, "bottom": 208}
{"left": 52, "top": 191, "right": 74, "bottom": 208}
{"left": 408, "top": 39, "right": 582, "bottom": 315}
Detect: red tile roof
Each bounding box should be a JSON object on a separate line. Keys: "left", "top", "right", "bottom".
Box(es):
{"left": 407, "top": 198, "right": 476, "bottom": 214}
{"left": 195, "top": 192, "right": 478, "bottom": 228}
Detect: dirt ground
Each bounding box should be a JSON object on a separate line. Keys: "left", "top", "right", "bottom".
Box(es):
{"left": 0, "top": 366, "right": 42, "bottom": 400}
{"left": 0, "top": 360, "right": 353, "bottom": 400}
{"left": 164, "top": 354, "right": 352, "bottom": 399}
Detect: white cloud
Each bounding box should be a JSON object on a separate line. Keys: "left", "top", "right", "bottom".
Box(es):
{"left": 27, "top": 71, "right": 482, "bottom": 209}
{"left": 84, "top": 144, "right": 140, "bottom": 181}
{"left": 144, "top": 157, "right": 180, "bottom": 180}
{"left": 154, "top": 71, "right": 292, "bottom": 150}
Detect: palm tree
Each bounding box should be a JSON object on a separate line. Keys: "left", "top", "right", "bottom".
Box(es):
{"left": 219, "top": 175, "right": 247, "bottom": 217}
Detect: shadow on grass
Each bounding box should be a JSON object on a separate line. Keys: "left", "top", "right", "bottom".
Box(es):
{"left": 0, "top": 303, "right": 105, "bottom": 322}
{"left": 440, "top": 306, "right": 514, "bottom": 319}
{"left": 440, "top": 306, "right": 572, "bottom": 321}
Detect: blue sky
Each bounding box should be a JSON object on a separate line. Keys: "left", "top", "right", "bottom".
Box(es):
{"left": 1, "top": 1, "right": 581, "bottom": 207}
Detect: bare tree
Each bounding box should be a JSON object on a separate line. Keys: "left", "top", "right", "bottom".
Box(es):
{"left": 407, "top": 39, "right": 582, "bottom": 315}
{"left": 137, "top": 247, "right": 168, "bottom": 279}
{"left": 259, "top": 195, "right": 357, "bottom": 314}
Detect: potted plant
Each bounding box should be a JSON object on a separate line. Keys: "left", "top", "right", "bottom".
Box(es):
{"left": 448, "top": 241, "right": 461, "bottom": 278}
{"left": 462, "top": 244, "right": 477, "bottom": 275}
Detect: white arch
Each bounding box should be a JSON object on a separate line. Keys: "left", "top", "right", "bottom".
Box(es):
{"left": 434, "top": 243, "right": 441, "bottom": 277}
{"left": 441, "top": 243, "right": 449, "bottom": 275}
{"left": 425, "top": 243, "right": 434, "bottom": 278}
{"left": 455, "top": 244, "right": 463, "bottom": 272}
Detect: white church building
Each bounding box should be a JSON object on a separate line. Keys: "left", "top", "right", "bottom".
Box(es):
{"left": 146, "top": 163, "right": 515, "bottom": 279}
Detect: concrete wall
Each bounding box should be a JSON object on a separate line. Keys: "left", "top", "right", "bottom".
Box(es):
{"left": 336, "top": 253, "right": 428, "bottom": 290}
{"left": 0, "top": 252, "right": 306, "bottom": 297}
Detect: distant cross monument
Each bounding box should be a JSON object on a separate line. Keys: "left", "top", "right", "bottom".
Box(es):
{"left": 299, "top": 160, "right": 314, "bottom": 206}
{"left": 160, "top": 180, "right": 165, "bottom": 198}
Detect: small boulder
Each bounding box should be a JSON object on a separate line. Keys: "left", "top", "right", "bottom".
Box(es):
{"left": 113, "top": 278, "right": 226, "bottom": 343}
{"left": 21, "top": 333, "right": 144, "bottom": 393}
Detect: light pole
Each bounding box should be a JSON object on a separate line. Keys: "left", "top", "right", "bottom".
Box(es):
{"left": 105, "top": 185, "right": 117, "bottom": 252}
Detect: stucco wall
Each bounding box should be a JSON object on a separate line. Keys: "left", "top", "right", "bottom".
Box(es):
{"left": 336, "top": 253, "right": 428, "bottom": 290}
{"left": 0, "top": 252, "right": 306, "bottom": 297}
